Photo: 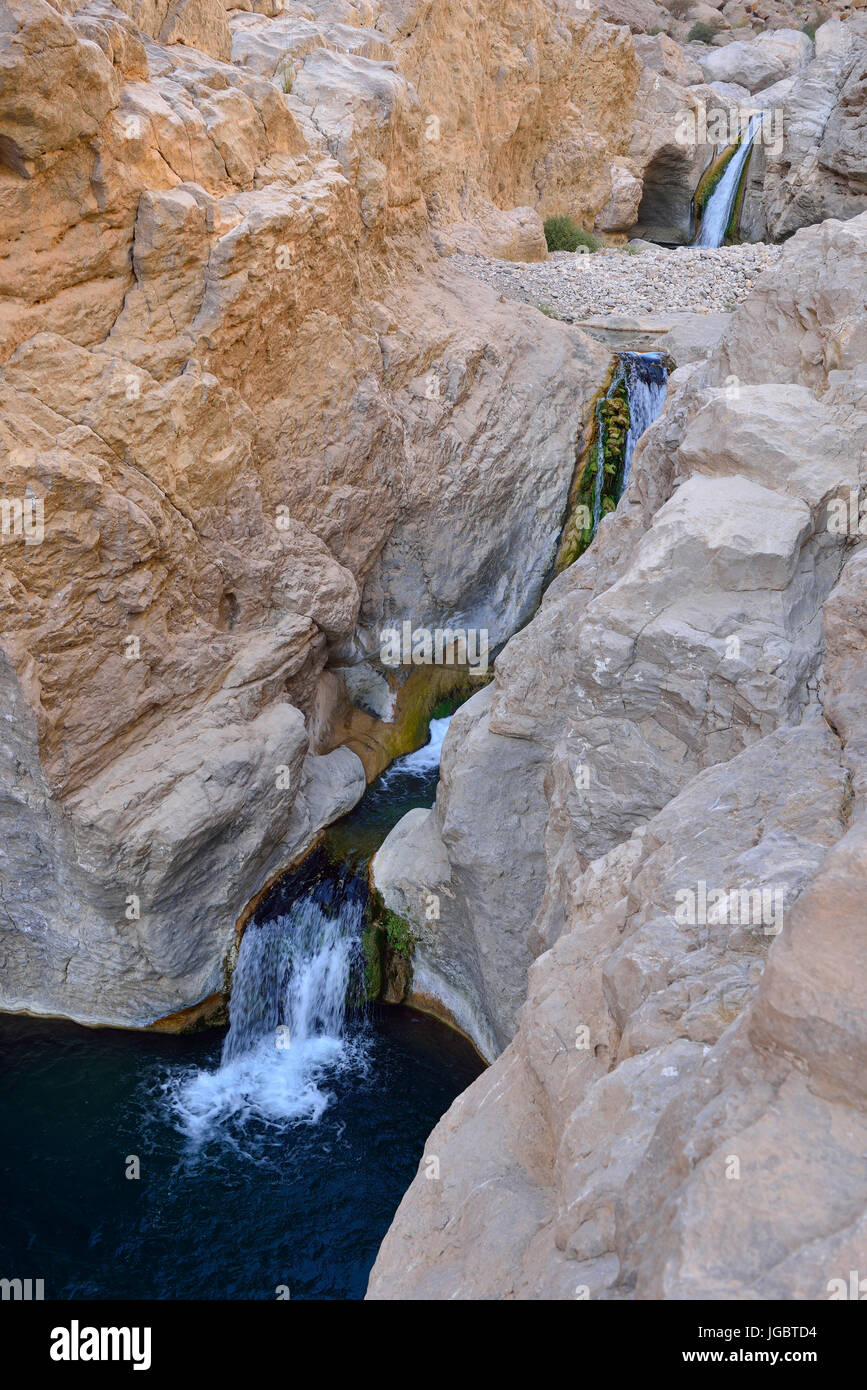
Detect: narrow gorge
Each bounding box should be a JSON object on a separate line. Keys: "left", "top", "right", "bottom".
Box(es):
{"left": 1, "top": 0, "right": 866, "bottom": 1325}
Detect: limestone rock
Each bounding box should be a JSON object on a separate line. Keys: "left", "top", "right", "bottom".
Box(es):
{"left": 432, "top": 205, "right": 548, "bottom": 262}
{"left": 368, "top": 212, "right": 867, "bottom": 1300}
{"left": 596, "top": 0, "right": 670, "bottom": 31}
{"left": 0, "top": 0, "right": 120, "bottom": 174}
{"left": 158, "top": 0, "right": 233, "bottom": 62}
{"left": 632, "top": 32, "right": 705, "bottom": 85}
{"left": 695, "top": 28, "right": 813, "bottom": 92}
{"left": 741, "top": 38, "right": 867, "bottom": 241}
{"left": 595, "top": 160, "right": 643, "bottom": 231}
{"left": 0, "top": 0, "right": 615, "bottom": 1026}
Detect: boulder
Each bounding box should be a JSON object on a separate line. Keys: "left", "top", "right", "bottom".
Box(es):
{"left": 432, "top": 205, "right": 548, "bottom": 262}
{"left": 595, "top": 160, "right": 644, "bottom": 230}
{"left": 696, "top": 27, "right": 814, "bottom": 92}
{"left": 632, "top": 32, "right": 705, "bottom": 85}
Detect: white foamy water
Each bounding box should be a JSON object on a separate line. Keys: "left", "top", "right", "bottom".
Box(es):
{"left": 695, "top": 115, "right": 762, "bottom": 249}
{"left": 379, "top": 715, "right": 452, "bottom": 787}
{"left": 167, "top": 891, "right": 366, "bottom": 1144}
{"left": 619, "top": 352, "right": 669, "bottom": 491}
{"left": 167, "top": 718, "right": 453, "bottom": 1145}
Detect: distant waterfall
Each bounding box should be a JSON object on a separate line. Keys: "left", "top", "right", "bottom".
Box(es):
{"left": 694, "top": 114, "right": 762, "bottom": 249}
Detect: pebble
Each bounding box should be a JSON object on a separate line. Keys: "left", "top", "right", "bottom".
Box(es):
{"left": 452, "top": 243, "right": 785, "bottom": 321}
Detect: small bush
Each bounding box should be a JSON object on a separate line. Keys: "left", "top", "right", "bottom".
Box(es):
{"left": 688, "top": 21, "right": 718, "bottom": 44}
{"left": 384, "top": 910, "right": 414, "bottom": 958}
{"left": 543, "top": 216, "right": 599, "bottom": 253}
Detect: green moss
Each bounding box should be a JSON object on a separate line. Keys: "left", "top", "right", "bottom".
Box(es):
{"left": 555, "top": 367, "right": 638, "bottom": 571}
{"left": 693, "top": 142, "right": 739, "bottom": 223}
{"left": 361, "top": 925, "right": 382, "bottom": 1001}
{"left": 347, "top": 664, "right": 477, "bottom": 783}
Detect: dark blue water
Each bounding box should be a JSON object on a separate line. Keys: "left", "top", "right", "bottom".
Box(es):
{"left": 0, "top": 709, "right": 483, "bottom": 1301}
{"left": 0, "top": 1005, "right": 479, "bottom": 1300}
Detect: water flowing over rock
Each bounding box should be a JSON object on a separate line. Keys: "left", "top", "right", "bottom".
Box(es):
{"left": 368, "top": 212, "right": 867, "bottom": 1299}
{"left": 170, "top": 867, "right": 366, "bottom": 1137}
{"left": 693, "top": 114, "right": 761, "bottom": 247}
{"left": 627, "top": 15, "right": 867, "bottom": 246}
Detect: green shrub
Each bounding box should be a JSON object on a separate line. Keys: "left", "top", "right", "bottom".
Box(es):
{"left": 543, "top": 216, "right": 599, "bottom": 254}
{"left": 687, "top": 21, "right": 718, "bottom": 44}
{"left": 384, "top": 910, "right": 414, "bottom": 958}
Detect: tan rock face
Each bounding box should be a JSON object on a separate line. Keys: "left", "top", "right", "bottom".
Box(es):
{"left": 369, "top": 213, "right": 867, "bottom": 1297}
{"left": 0, "top": 0, "right": 615, "bottom": 1025}
{"left": 432, "top": 204, "right": 548, "bottom": 262}
{"left": 387, "top": 0, "right": 641, "bottom": 231}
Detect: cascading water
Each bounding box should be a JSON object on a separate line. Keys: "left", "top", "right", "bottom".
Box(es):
{"left": 170, "top": 869, "right": 368, "bottom": 1141}
{"left": 592, "top": 351, "right": 669, "bottom": 529}
{"left": 619, "top": 351, "right": 669, "bottom": 490}
{"left": 168, "top": 716, "right": 455, "bottom": 1145}
{"left": 559, "top": 349, "right": 669, "bottom": 565}
{"left": 2, "top": 373, "right": 670, "bottom": 1296}
{"left": 378, "top": 715, "right": 451, "bottom": 786}
{"left": 694, "top": 114, "right": 762, "bottom": 249}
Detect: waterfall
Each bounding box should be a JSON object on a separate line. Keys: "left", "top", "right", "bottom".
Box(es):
{"left": 168, "top": 715, "right": 455, "bottom": 1144}
{"left": 595, "top": 351, "right": 669, "bottom": 529}
{"left": 694, "top": 114, "right": 762, "bottom": 249}
{"left": 169, "top": 868, "right": 367, "bottom": 1141}
{"left": 619, "top": 352, "right": 669, "bottom": 490}
{"left": 379, "top": 715, "right": 452, "bottom": 787}
{"left": 222, "top": 888, "right": 363, "bottom": 1066}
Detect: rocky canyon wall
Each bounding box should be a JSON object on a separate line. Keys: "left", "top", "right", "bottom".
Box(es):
{"left": 369, "top": 211, "right": 867, "bottom": 1298}
{"left": 0, "top": 0, "right": 626, "bottom": 1026}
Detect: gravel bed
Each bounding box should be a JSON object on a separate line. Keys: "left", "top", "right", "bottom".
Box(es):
{"left": 451, "top": 242, "right": 785, "bottom": 321}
